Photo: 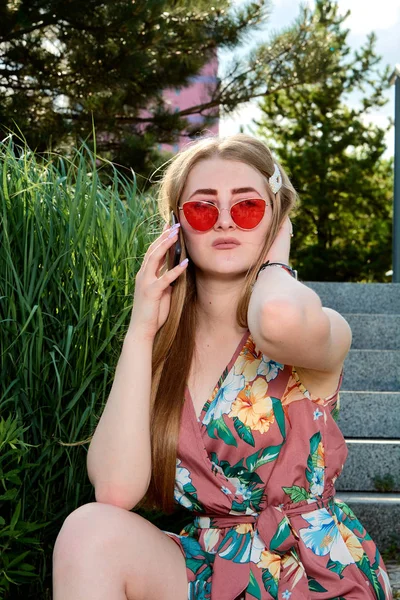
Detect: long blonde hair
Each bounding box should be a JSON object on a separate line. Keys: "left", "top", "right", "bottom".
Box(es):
{"left": 142, "top": 134, "right": 298, "bottom": 512}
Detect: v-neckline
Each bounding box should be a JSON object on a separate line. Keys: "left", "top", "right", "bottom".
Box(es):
{"left": 186, "top": 328, "right": 250, "bottom": 422}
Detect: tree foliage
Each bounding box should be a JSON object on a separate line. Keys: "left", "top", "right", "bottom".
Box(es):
{"left": 256, "top": 0, "right": 393, "bottom": 282}
{"left": 0, "top": 0, "right": 362, "bottom": 173}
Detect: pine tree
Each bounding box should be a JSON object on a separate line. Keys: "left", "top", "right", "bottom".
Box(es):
{"left": 256, "top": 0, "right": 393, "bottom": 282}
{"left": 1, "top": 0, "right": 355, "bottom": 173}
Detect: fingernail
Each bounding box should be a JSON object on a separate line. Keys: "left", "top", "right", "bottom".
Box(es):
{"left": 171, "top": 222, "right": 180, "bottom": 229}
{"left": 168, "top": 229, "right": 179, "bottom": 238}
{"left": 180, "top": 258, "right": 189, "bottom": 266}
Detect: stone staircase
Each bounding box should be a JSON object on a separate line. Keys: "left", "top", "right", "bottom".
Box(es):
{"left": 305, "top": 282, "right": 400, "bottom": 551}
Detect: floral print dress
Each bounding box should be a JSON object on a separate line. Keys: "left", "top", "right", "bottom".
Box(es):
{"left": 164, "top": 330, "right": 392, "bottom": 600}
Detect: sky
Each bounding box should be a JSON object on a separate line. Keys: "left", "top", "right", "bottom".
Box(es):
{"left": 219, "top": 0, "right": 400, "bottom": 156}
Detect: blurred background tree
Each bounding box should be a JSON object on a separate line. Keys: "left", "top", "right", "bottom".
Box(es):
{"left": 0, "top": 0, "right": 357, "bottom": 179}
{"left": 256, "top": 0, "right": 393, "bottom": 282}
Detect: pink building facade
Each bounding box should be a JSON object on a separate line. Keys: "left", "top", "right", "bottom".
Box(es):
{"left": 160, "top": 56, "right": 219, "bottom": 153}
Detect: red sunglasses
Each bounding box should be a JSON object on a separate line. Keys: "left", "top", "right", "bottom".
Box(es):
{"left": 178, "top": 198, "right": 271, "bottom": 232}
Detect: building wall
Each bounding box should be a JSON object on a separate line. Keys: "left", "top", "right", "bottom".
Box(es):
{"left": 160, "top": 56, "right": 219, "bottom": 153}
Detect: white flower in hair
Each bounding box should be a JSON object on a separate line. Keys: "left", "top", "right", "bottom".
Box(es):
{"left": 269, "top": 163, "right": 282, "bottom": 194}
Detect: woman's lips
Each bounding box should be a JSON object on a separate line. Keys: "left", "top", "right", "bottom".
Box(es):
{"left": 213, "top": 243, "right": 240, "bottom": 249}
{"left": 212, "top": 238, "right": 241, "bottom": 250}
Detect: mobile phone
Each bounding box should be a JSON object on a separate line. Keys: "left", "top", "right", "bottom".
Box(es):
{"left": 168, "top": 210, "right": 182, "bottom": 274}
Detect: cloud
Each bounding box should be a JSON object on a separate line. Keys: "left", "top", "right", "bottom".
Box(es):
{"left": 271, "top": 0, "right": 400, "bottom": 34}
{"left": 337, "top": 0, "right": 400, "bottom": 35}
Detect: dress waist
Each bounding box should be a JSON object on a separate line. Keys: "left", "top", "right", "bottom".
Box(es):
{"left": 193, "top": 488, "right": 336, "bottom": 555}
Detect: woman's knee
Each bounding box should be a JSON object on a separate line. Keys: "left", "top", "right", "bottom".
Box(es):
{"left": 53, "top": 502, "right": 138, "bottom": 560}
{"left": 53, "top": 502, "right": 188, "bottom": 600}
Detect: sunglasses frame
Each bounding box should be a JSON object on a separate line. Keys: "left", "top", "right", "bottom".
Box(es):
{"left": 178, "top": 197, "right": 272, "bottom": 232}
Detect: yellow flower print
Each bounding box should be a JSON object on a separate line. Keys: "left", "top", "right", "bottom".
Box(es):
{"left": 235, "top": 338, "right": 262, "bottom": 381}
{"left": 281, "top": 376, "right": 309, "bottom": 417}
{"left": 229, "top": 378, "right": 275, "bottom": 433}
{"left": 337, "top": 522, "right": 364, "bottom": 562}
{"left": 235, "top": 523, "right": 254, "bottom": 535}
{"left": 316, "top": 441, "right": 325, "bottom": 468}
{"left": 257, "top": 549, "right": 281, "bottom": 580}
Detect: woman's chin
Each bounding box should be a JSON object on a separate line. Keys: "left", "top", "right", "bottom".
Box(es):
{"left": 195, "top": 263, "right": 250, "bottom": 280}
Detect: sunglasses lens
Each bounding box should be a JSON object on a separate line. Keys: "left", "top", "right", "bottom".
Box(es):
{"left": 231, "top": 199, "right": 265, "bottom": 229}
{"left": 182, "top": 202, "right": 218, "bottom": 231}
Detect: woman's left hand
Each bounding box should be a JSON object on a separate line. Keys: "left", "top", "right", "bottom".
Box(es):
{"left": 265, "top": 215, "right": 293, "bottom": 264}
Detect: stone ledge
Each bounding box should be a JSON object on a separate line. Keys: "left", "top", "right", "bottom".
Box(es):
{"left": 344, "top": 314, "right": 400, "bottom": 350}
{"left": 336, "top": 440, "right": 400, "bottom": 492}
{"left": 342, "top": 349, "right": 400, "bottom": 391}
{"left": 304, "top": 282, "right": 400, "bottom": 314}
{"left": 337, "top": 391, "right": 400, "bottom": 438}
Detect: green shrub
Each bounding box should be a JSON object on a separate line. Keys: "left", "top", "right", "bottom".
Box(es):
{"left": 0, "top": 136, "right": 159, "bottom": 598}
{"left": 0, "top": 415, "right": 49, "bottom": 597}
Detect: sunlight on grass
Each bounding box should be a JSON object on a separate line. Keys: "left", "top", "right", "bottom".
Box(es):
{"left": 0, "top": 135, "right": 161, "bottom": 597}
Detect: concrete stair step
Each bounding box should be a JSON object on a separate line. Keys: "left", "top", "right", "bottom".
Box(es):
{"left": 386, "top": 561, "right": 400, "bottom": 595}
{"left": 344, "top": 314, "right": 400, "bottom": 350}
{"left": 336, "top": 440, "right": 400, "bottom": 492}
{"left": 305, "top": 282, "right": 400, "bottom": 314}
{"left": 300, "top": 284, "right": 400, "bottom": 556}
{"left": 335, "top": 491, "right": 400, "bottom": 549}
{"left": 337, "top": 391, "right": 400, "bottom": 438}
{"left": 342, "top": 349, "right": 400, "bottom": 391}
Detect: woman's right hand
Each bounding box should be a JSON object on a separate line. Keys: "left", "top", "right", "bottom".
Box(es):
{"left": 127, "top": 224, "right": 189, "bottom": 341}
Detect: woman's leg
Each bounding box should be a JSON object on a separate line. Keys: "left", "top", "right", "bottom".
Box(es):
{"left": 53, "top": 502, "right": 188, "bottom": 600}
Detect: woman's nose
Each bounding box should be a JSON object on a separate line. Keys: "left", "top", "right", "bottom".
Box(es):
{"left": 214, "top": 207, "right": 235, "bottom": 229}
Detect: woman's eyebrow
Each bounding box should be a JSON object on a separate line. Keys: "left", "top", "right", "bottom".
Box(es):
{"left": 188, "top": 188, "right": 217, "bottom": 199}
{"left": 188, "top": 186, "right": 261, "bottom": 199}
{"left": 231, "top": 187, "right": 261, "bottom": 195}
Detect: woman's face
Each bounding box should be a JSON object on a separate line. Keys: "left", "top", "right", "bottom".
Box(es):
{"left": 178, "top": 158, "right": 273, "bottom": 278}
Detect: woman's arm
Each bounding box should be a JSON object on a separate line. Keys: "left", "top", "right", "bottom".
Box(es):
{"left": 248, "top": 267, "right": 352, "bottom": 372}
{"left": 86, "top": 329, "right": 153, "bottom": 511}
{"left": 87, "top": 224, "right": 189, "bottom": 511}
{"left": 248, "top": 216, "right": 352, "bottom": 372}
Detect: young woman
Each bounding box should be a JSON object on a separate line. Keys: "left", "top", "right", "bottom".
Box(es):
{"left": 53, "top": 134, "right": 392, "bottom": 600}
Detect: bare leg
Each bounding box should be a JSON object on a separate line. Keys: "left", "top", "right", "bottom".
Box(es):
{"left": 53, "top": 502, "right": 188, "bottom": 600}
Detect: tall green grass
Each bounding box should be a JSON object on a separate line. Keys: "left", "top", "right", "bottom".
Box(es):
{"left": 0, "top": 137, "right": 160, "bottom": 598}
